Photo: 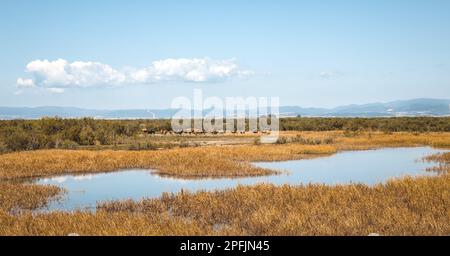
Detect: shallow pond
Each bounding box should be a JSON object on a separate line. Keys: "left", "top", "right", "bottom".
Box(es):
{"left": 32, "top": 147, "right": 446, "bottom": 211}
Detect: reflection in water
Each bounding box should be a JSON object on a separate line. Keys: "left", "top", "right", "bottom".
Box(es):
{"left": 32, "top": 147, "right": 446, "bottom": 211}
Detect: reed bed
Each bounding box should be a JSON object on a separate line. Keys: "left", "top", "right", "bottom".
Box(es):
{"left": 0, "top": 210, "right": 212, "bottom": 236}
{"left": 1, "top": 131, "right": 450, "bottom": 235}
{"left": 0, "top": 183, "right": 61, "bottom": 212}
{"left": 97, "top": 175, "right": 450, "bottom": 236}
{"left": 423, "top": 152, "right": 450, "bottom": 174}
{"left": 1, "top": 174, "right": 448, "bottom": 235}
{"left": 425, "top": 152, "right": 450, "bottom": 164}
{"left": 0, "top": 144, "right": 336, "bottom": 179}
{"left": 1, "top": 132, "right": 449, "bottom": 180}
{"left": 334, "top": 132, "right": 450, "bottom": 150}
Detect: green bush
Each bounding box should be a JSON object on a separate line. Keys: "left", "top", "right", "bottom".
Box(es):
{"left": 60, "top": 140, "right": 79, "bottom": 149}
{"left": 0, "top": 117, "right": 449, "bottom": 152}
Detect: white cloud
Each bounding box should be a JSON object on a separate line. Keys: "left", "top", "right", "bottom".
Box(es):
{"left": 47, "top": 88, "right": 65, "bottom": 94}
{"left": 318, "top": 70, "right": 343, "bottom": 79}
{"left": 22, "top": 59, "right": 126, "bottom": 88}
{"left": 16, "top": 58, "right": 252, "bottom": 92}
{"left": 13, "top": 90, "right": 24, "bottom": 95}
{"left": 145, "top": 58, "right": 246, "bottom": 82}
{"left": 73, "top": 174, "right": 93, "bottom": 181}
{"left": 319, "top": 71, "right": 335, "bottom": 79}
{"left": 16, "top": 78, "right": 35, "bottom": 88}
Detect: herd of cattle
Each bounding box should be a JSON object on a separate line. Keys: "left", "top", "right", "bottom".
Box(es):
{"left": 141, "top": 128, "right": 271, "bottom": 135}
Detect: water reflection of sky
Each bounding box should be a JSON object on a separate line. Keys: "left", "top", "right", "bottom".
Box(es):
{"left": 33, "top": 147, "right": 447, "bottom": 211}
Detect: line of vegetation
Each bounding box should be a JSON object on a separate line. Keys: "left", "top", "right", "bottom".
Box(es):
{"left": 1, "top": 117, "right": 449, "bottom": 152}
{"left": 280, "top": 117, "right": 450, "bottom": 132}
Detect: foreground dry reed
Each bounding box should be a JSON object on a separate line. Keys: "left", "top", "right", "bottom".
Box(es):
{"left": 0, "top": 132, "right": 449, "bottom": 235}
{"left": 1, "top": 132, "right": 449, "bottom": 180}
{"left": 98, "top": 176, "right": 450, "bottom": 235}
{"left": 424, "top": 152, "right": 450, "bottom": 173}
{"left": 0, "top": 183, "right": 61, "bottom": 213}
{"left": 1, "top": 174, "right": 448, "bottom": 235}
{"left": 334, "top": 131, "right": 450, "bottom": 150}
{"left": 0, "top": 144, "right": 336, "bottom": 179}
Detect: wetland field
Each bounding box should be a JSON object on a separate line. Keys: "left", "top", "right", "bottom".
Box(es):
{"left": 0, "top": 118, "right": 449, "bottom": 236}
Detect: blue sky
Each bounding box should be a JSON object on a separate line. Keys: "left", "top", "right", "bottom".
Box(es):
{"left": 1, "top": 0, "right": 449, "bottom": 109}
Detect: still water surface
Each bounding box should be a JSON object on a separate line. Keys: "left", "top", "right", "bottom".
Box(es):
{"left": 32, "top": 147, "right": 445, "bottom": 211}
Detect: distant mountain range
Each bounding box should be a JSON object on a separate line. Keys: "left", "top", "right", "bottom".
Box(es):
{"left": 278, "top": 98, "right": 450, "bottom": 117}
{"left": 1, "top": 98, "right": 449, "bottom": 119}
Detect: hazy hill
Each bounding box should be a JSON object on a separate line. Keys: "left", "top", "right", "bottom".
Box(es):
{"left": 1, "top": 98, "right": 449, "bottom": 119}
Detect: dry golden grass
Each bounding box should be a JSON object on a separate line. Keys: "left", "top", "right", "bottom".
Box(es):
{"left": 0, "top": 183, "right": 61, "bottom": 212}
{"left": 0, "top": 210, "right": 213, "bottom": 236}
{"left": 0, "top": 144, "right": 336, "bottom": 179}
{"left": 98, "top": 175, "right": 450, "bottom": 236}
{"left": 1, "top": 175, "right": 448, "bottom": 236}
{"left": 334, "top": 132, "right": 450, "bottom": 150}
{"left": 424, "top": 152, "right": 450, "bottom": 174}
{"left": 0, "top": 131, "right": 450, "bottom": 235}
{"left": 425, "top": 152, "right": 450, "bottom": 164}
{"left": 1, "top": 132, "right": 449, "bottom": 180}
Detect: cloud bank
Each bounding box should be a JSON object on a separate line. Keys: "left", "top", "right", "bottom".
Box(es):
{"left": 16, "top": 58, "right": 252, "bottom": 92}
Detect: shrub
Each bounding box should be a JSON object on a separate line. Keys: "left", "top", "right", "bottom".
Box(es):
{"left": 60, "top": 140, "right": 79, "bottom": 149}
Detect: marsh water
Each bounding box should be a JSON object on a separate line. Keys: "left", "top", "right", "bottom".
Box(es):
{"left": 32, "top": 147, "right": 446, "bottom": 211}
